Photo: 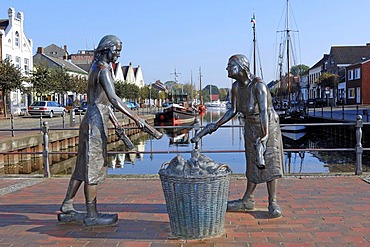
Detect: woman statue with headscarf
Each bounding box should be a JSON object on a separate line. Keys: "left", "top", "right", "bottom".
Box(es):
{"left": 192, "top": 54, "right": 283, "bottom": 218}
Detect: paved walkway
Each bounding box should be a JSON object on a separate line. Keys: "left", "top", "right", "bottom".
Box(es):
{"left": 0, "top": 176, "right": 369, "bottom": 246}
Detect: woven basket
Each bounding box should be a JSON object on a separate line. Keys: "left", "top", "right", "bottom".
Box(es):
{"left": 159, "top": 162, "right": 231, "bottom": 239}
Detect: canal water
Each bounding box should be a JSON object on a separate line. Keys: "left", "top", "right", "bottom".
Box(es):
{"left": 108, "top": 107, "right": 369, "bottom": 175}
{"left": 3, "top": 108, "right": 369, "bottom": 176}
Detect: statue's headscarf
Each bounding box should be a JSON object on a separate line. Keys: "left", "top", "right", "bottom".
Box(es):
{"left": 229, "top": 54, "right": 250, "bottom": 74}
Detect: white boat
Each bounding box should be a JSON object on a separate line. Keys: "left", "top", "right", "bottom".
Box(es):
{"left": 281, "top": 125, "right": 306, "bottom": 132}
{"left": 281, "top": 131, "right": 306, "bottom": 141}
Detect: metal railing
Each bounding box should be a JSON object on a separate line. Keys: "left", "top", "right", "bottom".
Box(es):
{"left": 0, "top": 115, "right": 368, "bottom": 177}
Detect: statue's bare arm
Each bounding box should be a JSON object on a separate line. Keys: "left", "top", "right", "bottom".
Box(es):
{"left": 254, "top": 80, "right": 269, "bottom": 143}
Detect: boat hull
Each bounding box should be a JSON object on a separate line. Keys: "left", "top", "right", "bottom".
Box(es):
{"left": 155, "top": 105, "right": 197, "bottom": 125}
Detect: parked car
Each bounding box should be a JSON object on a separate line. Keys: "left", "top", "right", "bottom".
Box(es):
{"left": 28, "top": 101, "right": 66, "bottom": 118}
{"left": 124, "top": 102, "right": 135, "bottom": 110}
{"left": 74, "top": 101, "right": 87, "bottom": 114}
{"left": 162, "top": 102, "right": 170, "bottom": 107}
{"left": 130, "top": 102, "right": 139, "bottom": 110}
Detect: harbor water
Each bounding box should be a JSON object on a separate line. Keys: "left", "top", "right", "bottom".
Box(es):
{"left": 108, "top": 108, "right": 369, "bottom": 175}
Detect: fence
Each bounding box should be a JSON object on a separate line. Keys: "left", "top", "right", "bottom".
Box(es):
{"left": 0, "top": 115, "right": 368, "bottom": 177}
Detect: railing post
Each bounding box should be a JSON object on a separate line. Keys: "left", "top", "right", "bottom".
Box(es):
{"left": 10, "top": 113, "right": 15, "bottom": 137}
{"left": 40, "top": 113, "right": 43, "bottom": 132}
{"left": 42, "top": 121, "right": 51, "bottom": 178}
{"left": 330, "top": 106, "right": 333, "bottom": 118}
{"left": 355, "top": 115, "right": 363, "bottom": 175}
{"left": 342, "top": 105, "right": 344, "bottom": 120}
{"left": 62, "top": 113, "right": 65, "bottom": 129}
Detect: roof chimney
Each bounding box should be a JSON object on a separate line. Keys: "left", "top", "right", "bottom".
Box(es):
{"left": 37, "top": 47, "right": 44, "bottom": 54}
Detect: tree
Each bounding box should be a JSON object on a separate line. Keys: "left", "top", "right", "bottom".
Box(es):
{"left": 0, "top": 59, "right": 24, "bottom": 116}
{"left": 30, "top": 63, "right": 52, "bottom": 97}
{"left": 290, "top": 64, "right": 309, "bottom": 76}
{"left": 317, "top": 72, "right": 340, "bottom": 106}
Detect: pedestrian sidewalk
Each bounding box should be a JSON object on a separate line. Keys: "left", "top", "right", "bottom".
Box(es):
{"left": 0, "top": 175, "right": 369, "bottom": 246}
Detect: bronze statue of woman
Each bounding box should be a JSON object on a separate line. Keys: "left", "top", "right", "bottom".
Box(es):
{"left": 58, "top": 35, "right": 162, "bottom": 226}
{"left": 192, "top": 54, "right": 283, "bottom": 218}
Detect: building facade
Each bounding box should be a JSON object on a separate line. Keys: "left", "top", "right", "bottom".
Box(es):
{"left": 346, "top": 60, "right": 370, "bottom": 105}
{"left": 0, "top": 7, "right": 33, "bottom": 114}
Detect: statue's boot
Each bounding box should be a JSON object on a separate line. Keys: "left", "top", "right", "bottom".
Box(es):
{"left": 83, "top": 199, "right": 118, "bottom": 226}
{"left": 227, "top": 195, "right": 255, "bottom": 212}
{"left": 268, "top": 196, "right": 282, "bottom": 218}
{"left": 58, "top": 199, "right": 86, "bottom": 222}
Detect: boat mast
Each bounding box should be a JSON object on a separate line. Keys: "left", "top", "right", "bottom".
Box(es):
{"left": 251, "top": 13, "right": 257, "bottom": 75}
{"left": 286, "top": 0, "right": 291, "bottom": 108}
{"left": 199, "top": 67, "right": 203, "bottom": 106}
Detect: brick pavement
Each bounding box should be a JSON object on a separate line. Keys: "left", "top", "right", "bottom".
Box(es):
{"left": 0, "top": 176, "right": 369, "bottom": 246}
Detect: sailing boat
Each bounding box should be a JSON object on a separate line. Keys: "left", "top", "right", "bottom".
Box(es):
{"left": 277, "top": 0, "right": 306, "bottom": 132}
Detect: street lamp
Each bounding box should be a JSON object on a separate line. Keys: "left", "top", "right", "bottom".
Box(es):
{"left": 149, "top": 83, "right": 152, "bottom": 112}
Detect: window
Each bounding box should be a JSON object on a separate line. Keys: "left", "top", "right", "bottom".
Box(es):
{"left": 348, "top": 88, "right": 355, "bottom": 99}
{"left": 24, "top": 58, "right": 29, "bottom": 73}
{"left": 6, "top": 54, "right": 12, "bottom": 61}
{"left": 348, "top": 69, "right": 353, "bottom": 80}
{"left": 354, "top": 68, "right": 361, "bottom": 79}
{"left": 15, "top": 31, "right": 19, "bottom": 47}
{"left": 15, "top": 56, "right": 21, "bottom": 68}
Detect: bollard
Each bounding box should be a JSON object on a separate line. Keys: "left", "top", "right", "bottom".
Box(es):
{"left": 42, "top": 121, "right": 51, "bottom": 178}
{"left": 10, "top": 113, "right": 15, "bottom": 137}
{"left": 70, "top": 109, "right": 76, "bottom": 127}
{"left": 62, "top": 113, "right": 65, "bottom": 128}
{"left": 355, "top": 115, "right": 363, "bottom": 175}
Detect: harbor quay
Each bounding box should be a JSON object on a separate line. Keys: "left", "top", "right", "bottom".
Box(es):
{"left": 0, "top": 106, "right": 369, "bottom": 245}
{"left": 0, "top": 176, "right": 369, "bottom": 245}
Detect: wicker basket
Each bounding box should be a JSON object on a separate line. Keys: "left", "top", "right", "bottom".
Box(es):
{"left": 159, "top": 162, "right": 231, "bottom": 239}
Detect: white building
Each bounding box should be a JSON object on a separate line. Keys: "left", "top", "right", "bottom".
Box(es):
{"left": 0, "top": 7, "right": 33, "bottom": 113}
{"left": 114, "top": 62, "right": 145, "bottom": 88}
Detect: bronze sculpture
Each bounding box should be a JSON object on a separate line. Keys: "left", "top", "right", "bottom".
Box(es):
{"left": 58, "top": 35, "right": 162, "bottom": 226}
{"left": 191, "top": 54, "right": 283, "bottom": 218}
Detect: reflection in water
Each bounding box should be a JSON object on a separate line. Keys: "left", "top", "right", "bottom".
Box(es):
{"left": 2, "top": 107, "right": 369, "bottom": 175}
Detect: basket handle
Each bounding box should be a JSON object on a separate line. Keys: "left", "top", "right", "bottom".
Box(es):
{"left": 161, "top": 161, "right": 170, "bottom": 170}
{"left": 217, "top": 164, "right": 231, "bottom": 172}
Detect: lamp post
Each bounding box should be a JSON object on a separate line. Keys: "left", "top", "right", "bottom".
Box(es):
{"left": 149, "top": 83, "right": 152, "bottom": 113}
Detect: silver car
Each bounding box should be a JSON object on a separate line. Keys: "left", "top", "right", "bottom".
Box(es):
{"left": 28, "top": 101, "right": 66, "bottom": 118}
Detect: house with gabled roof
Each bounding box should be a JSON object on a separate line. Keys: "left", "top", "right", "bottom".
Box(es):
{"left": 311, "top": 43, "right": 370, "bottom": 105}
{"left": 327, "top": 44, "right": 370, "bottom": 81}
{"left": 345, "top": 59, "right": 370, "bottom": 105}
{"left": 118, "top": 62, "right": 145, "bottom": 88}
{"left": 308, "top": 54, "right": 328, "bottom": 101}
{"left": 33, "top": 47, "right": 88, "bottom": 106}
{"left": 0, "top": 7, "right": 33, "bottom": 115}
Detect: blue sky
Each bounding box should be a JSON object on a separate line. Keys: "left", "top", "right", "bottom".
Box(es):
{"left": 3, "top": 0, "right": 370, "bottom": 88}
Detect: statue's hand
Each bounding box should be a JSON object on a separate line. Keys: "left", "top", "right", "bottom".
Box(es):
{"left": 255, "top": 137, "right": 267, "bottom": 170}
{"left": 191, "top": 123, "right": 218, "bottom": 143}
{"left": 135, "top": 118, "right": 146, "bottom": 129}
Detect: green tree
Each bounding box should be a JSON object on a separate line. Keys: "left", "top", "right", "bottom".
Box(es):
{"left": 317, "top": 72, "right": 339, "bottom": 106}
{"left": 290, "top": 64, "right": 309, "bottom": 76}
{"left": 30, "top": 63, "right": 52, "bottom": 97}
{"left": 0, "top": 58, "right": 24, "bottom": 116}
{"left": 50, "top": 68, "right": 73, "bottom": 94}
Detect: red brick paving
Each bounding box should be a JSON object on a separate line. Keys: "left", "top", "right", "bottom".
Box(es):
{"left": 0, "top": 176, "right": 369, "bottom": 246}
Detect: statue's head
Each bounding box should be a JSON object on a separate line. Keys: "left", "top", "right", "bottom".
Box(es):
{"left": 229, "top": 54, "right": 250, "bottom": 73}
{"left": 95, "top": 35, "right": 122, "bottom": 62}
{"left": 227, "top": 54, "right": 251, "bottom": 80}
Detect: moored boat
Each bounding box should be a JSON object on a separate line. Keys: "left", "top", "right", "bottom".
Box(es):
{"left": 155, "top": 103, "right": 197, "bottom": 125}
